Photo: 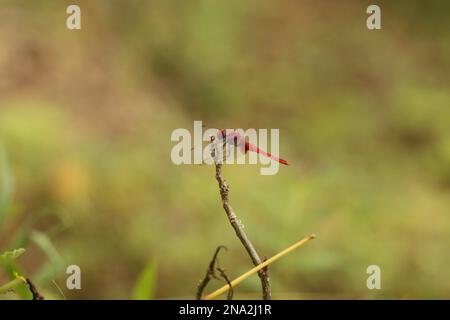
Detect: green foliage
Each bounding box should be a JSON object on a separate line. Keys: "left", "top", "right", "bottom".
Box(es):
{"left": 132, "top": 260, "right": 157, "bottom": 300}
{"left": 0, "top": 248, "right": 25, "bottom": 263}
{"left": 0, "top": 248, "right": 32, "bottom": 300}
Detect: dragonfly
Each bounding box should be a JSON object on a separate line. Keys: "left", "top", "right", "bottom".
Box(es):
{"left": 193, "top": 127, "right": 289, "bottom": 165}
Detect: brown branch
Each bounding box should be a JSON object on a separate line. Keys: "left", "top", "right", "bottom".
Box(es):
{"left": 26, "top": 278, "right": 44, "bottom": 300}
{"left": 211, "top": 136, "right": 271, "bottom": 300}
{"left": 204, "top": 234, "right": 316, "bottom": 300}
{"left": 196, "top": 245, "right": 227, "bottom": 300}
{"left": 217, "top": 267, "right": 233, "bottom": 300}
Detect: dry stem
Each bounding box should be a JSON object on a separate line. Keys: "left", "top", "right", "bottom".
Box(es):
{"left": 205, "top": 234, "right": 315, "bottom": 300}
{"left": 211, "top": 136, "right": 271, "bottom": 299}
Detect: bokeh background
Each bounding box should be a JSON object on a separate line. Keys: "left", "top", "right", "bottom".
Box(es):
{"left": 1, "top": 0, "right": 450, "bottom": 299}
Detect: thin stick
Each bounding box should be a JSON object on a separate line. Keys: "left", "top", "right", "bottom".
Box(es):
{"left": 204, "top": 234, "right": 316, "bottom": 300}
{"left": 211, "top": 136, "right": 271, "bottom": 299}
{"left": 51, "top": 279, "right": 67, "bottom": 300}
{"left": 196, "top": 245, "right": 227, "bottom": 299}
{"left": 217, "top": 267, "right": 233, "bottom": 300}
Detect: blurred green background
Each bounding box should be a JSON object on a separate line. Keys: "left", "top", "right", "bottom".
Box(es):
{"left": 1, "top": 0, "right": 449, "bottom": 299}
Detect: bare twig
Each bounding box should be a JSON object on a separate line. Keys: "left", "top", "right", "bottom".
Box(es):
{"left": 205, "top": 234, "right": 316, "bottom": 300}
{"left": 210, "top": 136, "right": 271, "bottom": 300}
{"left": 26, "top": 278, "right": 44, "bottom": 300}
{"left": 217, "top": 267, "right": 233, "bottom": 300}
{"left": 196, "top": 245, "right": 227, "bottom": 299}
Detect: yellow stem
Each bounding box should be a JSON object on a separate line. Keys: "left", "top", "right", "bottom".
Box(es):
{"left": 204, "top": 233, "right": 316, "bottom": 300}
{"left": 0, "top": 273, "right": 27, "bottom": 295}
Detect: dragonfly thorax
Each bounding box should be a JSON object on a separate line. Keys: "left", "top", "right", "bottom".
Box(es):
{"left": 217, "top": 130, "right": 245, "bottom": 147}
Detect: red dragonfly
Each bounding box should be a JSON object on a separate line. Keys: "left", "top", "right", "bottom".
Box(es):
{"left": 197, "top": 128, "right": 289, "bottom": 165}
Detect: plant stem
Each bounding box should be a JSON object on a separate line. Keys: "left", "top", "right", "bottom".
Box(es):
{"left": 196, "top": 245, "right": 227, "bottom": 300}
{"left": 212, "top": 143, "right": 271, "bottom": 299}
{"left": 0, "top": 276, "right": 26, "bottom": 295}
{"left": 205, "top": 234, "right": 315, "bottom": 300}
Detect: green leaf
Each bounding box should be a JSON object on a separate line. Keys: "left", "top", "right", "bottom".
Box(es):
{"left": 0, "top": 248, "right": 26, "bottom": 263}
{"left": 0, "top": 250, "right": 32, "bottom": 300}
{"left": 132, "top": 259, "right": 157, "bottom": 300}
{"left": 30, "top": 231, "right": 65, "bottom": 282}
